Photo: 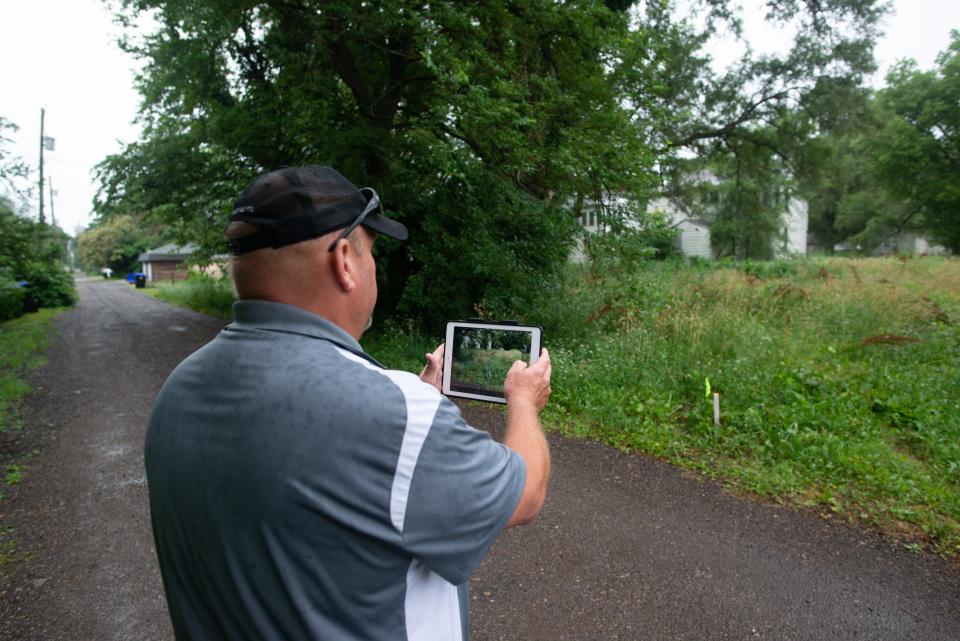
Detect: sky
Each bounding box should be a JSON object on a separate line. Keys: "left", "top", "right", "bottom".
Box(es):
{"left": 1, "top": 0, "right": 958, "bottom": 237}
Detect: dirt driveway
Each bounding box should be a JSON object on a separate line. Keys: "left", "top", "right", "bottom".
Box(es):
{"left": 1, "top": 279, "right": 957, "bottom": 640}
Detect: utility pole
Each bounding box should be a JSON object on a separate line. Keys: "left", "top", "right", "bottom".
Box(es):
{"left": 49, "top": 176, "right": 57, "bottom": 229}
{"left": 49, "top": 176, "right": 66, "bottom": 266}
{"left": 37, "top": 109, "right": 56, "bottom": 226}
{"left": 38, "top": 108, "right": 45, "bottom": 225}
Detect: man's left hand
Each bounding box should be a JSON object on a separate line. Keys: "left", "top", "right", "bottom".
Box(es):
{"left": 419, "top": 343, "right": 445, "bottom": 392}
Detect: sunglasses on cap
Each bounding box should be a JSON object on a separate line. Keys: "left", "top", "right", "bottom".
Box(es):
{"left": 327, "top": 188, "right": 381, "bottom": 252}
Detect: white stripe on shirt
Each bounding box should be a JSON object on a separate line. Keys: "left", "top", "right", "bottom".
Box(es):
{"left": 332, "top": 347, "right": 463, "bottom": 641}
{"left": 331, "top": 346, "right": 441, "bottom": 533}
{"left": 406, "top": 559, "right": 463, "bottom": 641}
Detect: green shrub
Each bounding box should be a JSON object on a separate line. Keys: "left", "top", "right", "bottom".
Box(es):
{"left": 21, "top": 263, "right": 77, "bottom": 308}
{"left": 0, "top": 281, "right": 25, "bottom": 322}
{"left": 363, "top": 321, "right": 441, "bottom": 373}
{"left": 150, "top": 276, "right": 236, "bottom": 319}
{"left": 390, "top": 167, "right": 577, "bottom": 326}
{"left": 582, "top": 213, "right": 678, "bottom": 271}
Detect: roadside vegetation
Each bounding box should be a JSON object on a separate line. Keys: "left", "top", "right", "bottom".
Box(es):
{"left": 0, "top": 309, "right": 63, "bottom": 433}
{"left": 0, "top": 309, "right": 63, "bottom": 572}
{"left": 538, "top": 256, "right": 959, "bottom": 557}
{"left": 145, "top": 256, "right": 960, "bottom": 556}
{"left": 0, "top": 199, "right": 76, "bottom": 323}
{"left": 142, "top": 277, "right": 234, "bottom": 320}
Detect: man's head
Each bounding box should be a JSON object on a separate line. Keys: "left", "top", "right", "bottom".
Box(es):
{"left": 225, "top": 166, "right": 408, "bottom": 338}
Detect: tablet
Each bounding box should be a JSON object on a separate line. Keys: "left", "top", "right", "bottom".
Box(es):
{"left": 442, "top": 320, "right": 543, "bottom": 404}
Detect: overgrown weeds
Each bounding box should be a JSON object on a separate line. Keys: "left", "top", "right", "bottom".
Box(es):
{"left": 372, "top": 256, "right": 960, "bottom": 556}
{"left": 0, "top": 309, "right": 62, "bottom": 432}
{"left": 145, "top": 277, "right": 235, "bottom": 319}
{"left": 534, "top": 256, "right": 960, "bottom": 556}
{"left": 147, "top": 259, "right": 960, "bottom": 556}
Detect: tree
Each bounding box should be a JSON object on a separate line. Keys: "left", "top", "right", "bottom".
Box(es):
{"left": 802, "top": 124, "right": 917, "bottom": 253}
{"left": 97, "top": 0, "right": 891, "bottom": 322}
{"left": 801, "top": 32, "right": 960, "bottom": 254}
{"left": 644, "top": 0, "right": 888, "bottom": 255}
{"left": 0, "top": 197, "right": 76, "bottom": 313}
{"left": 864, "top": 32, "right": 960, "bottom": 252}
{"left": 97, "top": 0, "right": 667, "bottom": 324}
{"left": 0, "top": 197, "right": 37, "bottom": 277}
{"left": 0, "top": 117, "right": 31, "bottom": 206}
{"left": 77, "top": 214, "right": 166, "bottom": 274}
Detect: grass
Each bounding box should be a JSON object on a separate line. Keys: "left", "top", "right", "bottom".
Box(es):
{"left": 373, "top": 256, "right": 960, "bottom": 557}
{"left": 452, "top": 349, "right": 523, "bottom": 393}
{"left": 0, "top": 309, "right": 63, "bottom": 432}
{"left": 0, "top": 309, "right": 62, "bottom": 574}
{"left": 142, "top": 278, "right": 235, "bottom": 319}
{"left": 539, "top": 256, "right": 960, "bottom": 556}
{"left": 137, "top": 259, "right": 960, "bottom": 556}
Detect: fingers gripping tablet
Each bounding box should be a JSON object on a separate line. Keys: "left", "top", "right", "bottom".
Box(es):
{"left": 441, "top": 321, "right": 543, "bottom": 404}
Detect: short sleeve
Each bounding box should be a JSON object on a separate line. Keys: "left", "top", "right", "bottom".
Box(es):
{"left": 400, "top": 398, "right": 525, "bottom": 585}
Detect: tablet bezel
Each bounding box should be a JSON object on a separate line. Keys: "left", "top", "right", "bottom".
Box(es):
{"left": 442, "top": 321, "right": 542, "bottom": 404}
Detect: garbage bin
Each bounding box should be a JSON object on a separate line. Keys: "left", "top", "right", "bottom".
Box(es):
{"left": 17, "top": 281, "right": 38, "bottom": 313}
{"left": 135, "top": 274, "right": 147, "bottom": 289}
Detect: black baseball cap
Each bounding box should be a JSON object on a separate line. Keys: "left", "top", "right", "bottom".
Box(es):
{"left": 226, "top": 166, "right": 408, "bottom": 256}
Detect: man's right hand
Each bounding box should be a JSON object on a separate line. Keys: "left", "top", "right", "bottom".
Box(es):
{"left": 503, "top": 348, "right": 552, "bottom": 527}
{"left": 504, "top": 348, "right": 552, "bottom": 412}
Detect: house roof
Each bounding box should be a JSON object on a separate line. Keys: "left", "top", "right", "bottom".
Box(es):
{"left": 138, "top": 243, "right": 198, "bottom": 262}
{"left": 669, "top": 216, "right": 711, "bottom": 229}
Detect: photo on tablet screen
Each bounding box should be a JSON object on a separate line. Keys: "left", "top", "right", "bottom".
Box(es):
{"left": 443, "top": 322, "right": 541, "bottom": 403}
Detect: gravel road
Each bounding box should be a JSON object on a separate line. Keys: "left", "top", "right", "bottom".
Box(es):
{"left": 0, "top": 279, "right": 957, "bottom": 641}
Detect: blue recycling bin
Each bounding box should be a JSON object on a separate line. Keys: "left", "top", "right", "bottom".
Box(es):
{"left": 17, "top": 280, "right": 38, "bottom": 313}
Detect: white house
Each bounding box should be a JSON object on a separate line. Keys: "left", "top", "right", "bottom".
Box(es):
{"left": 574, "top": 189, "right": 809, "bottom": 261}
{"left": 872, "top": 231, "right": 949, "bottom": 256}
{"left": 776, "top": 196, "right": 809, "bottom": 257}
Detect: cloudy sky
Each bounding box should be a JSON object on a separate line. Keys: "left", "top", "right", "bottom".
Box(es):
{"left": 1, "top": 0, "right": 958, "bottom": 237}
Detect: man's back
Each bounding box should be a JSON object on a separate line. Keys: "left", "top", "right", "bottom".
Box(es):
{"left": 145, "top": 301, "right": 525, "bottom": 641}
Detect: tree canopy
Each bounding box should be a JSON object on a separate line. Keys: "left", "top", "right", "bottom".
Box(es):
{"left": 0, "top": 117, "right": 31, "bottom": 207}
{"left": 76, "top": 213, "right": 166, "bottom": 274}
{"left": 800, "top": 31, "right": 960, "bottom": 254}
{"left": 865, "top": 31, "right": 960, "bottom": 252}
{"left": 96, "top": 0, "right": 904, "bottom": 320}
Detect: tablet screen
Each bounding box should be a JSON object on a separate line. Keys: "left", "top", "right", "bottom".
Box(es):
{"left": 442, "top": 321, "right": 542, "bottom": 404}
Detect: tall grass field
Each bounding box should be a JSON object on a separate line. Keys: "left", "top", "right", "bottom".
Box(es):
{"left": 146, "top": 258, "right": 960, "bottom": 555}
{"left": 536, "top": 256, "right": 960, "bottom": 557}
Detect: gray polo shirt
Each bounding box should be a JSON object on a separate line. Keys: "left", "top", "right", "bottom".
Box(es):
{"left": 145, "top": 301, "right": 525, "bottom": 641}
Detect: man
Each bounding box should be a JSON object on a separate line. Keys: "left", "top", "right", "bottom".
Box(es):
{"left": 145, "top": 166, "right": 551, "bottom": 641}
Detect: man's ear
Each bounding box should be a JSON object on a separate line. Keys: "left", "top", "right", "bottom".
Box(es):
{"left": 330, "top": 239, "right": 357, "bottom": 292}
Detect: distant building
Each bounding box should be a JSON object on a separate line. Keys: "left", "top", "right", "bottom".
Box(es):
{"left": 573, "top": 187, "right": 809, "bottom": 261}
{"left": 871, "top": 231, "right": 949, "bottom": 256}
{"left": 138, "top": 243, "right": 197, "bottom": 282}
{"left": 776, "top": 196, "right": 809, "bottom": 257}
{"left": 647, "top": 197, "right": 713, "bottom": 258}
